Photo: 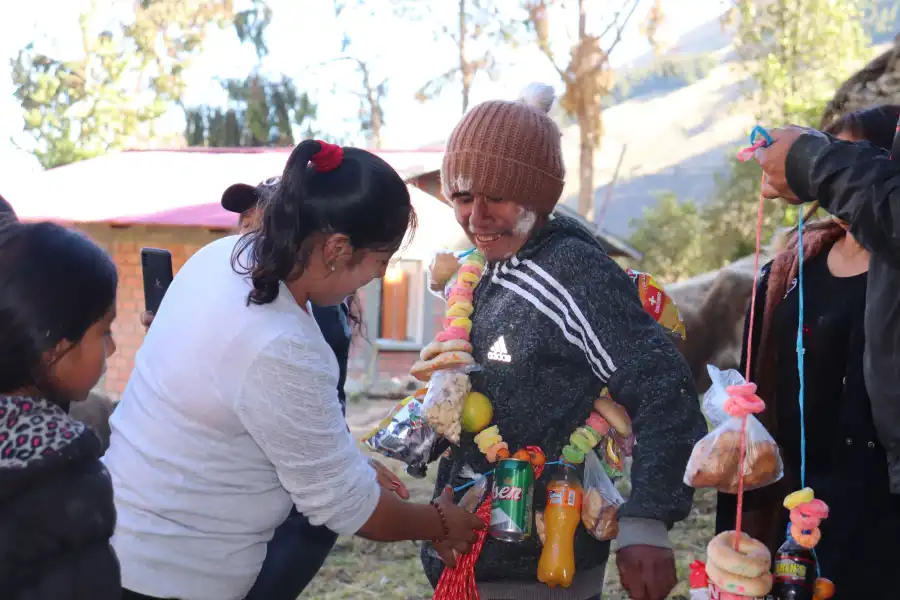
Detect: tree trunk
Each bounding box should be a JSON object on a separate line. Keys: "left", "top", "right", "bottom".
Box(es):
{"left": 578, "top": 117, "right": 595, "bottom": 218}
{"left": 459, "top": 0, "right": 470, "bottom": 114}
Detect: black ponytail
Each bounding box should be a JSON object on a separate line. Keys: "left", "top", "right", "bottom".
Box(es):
{"left": 232, "top": 139, "right": 416, "bottom": 306}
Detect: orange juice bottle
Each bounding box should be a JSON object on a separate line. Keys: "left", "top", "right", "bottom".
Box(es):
{"left": 537, "top": 465, "right": 583, "bottom": 588}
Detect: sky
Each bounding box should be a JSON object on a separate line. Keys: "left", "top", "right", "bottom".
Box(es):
{"left": 0, "top": 0, "right": 728, "bottom": 177}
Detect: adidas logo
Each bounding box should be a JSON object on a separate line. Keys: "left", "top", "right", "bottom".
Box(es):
{"left": 487, "top": 336, "right": 512, "bottom": 363}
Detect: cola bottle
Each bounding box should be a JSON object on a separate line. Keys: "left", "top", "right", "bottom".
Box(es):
{"left": 770, "top": 536, "right": 816, "bottom": 600}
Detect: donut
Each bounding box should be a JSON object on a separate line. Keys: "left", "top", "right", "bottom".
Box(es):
{"left": 484, "top": 441, "right": 508, "bottom": 463}
{"left": 593, "top": 396, "right": 631, "bottom": 436}
{"left": 784, "top": 487, "right": 814, "bottom": 509}
{"left": 409, "top": 351, "right": 474, "bottom": 381}
{"left": 446, "top": 301, "right": 474, "bottom": 318}
{"left": 448, "top": 285, "right": 473, "bottom": 301}
{"left": 562, "top": 444, "right": 585, "bottom": 464}
{"left": 435, "top": 326, "right": 470, "bottom": 343}
{"left": 586, "top": 412, "right": 610, "bottom": 435}
{"left": 706, "top": 561, "right": 773, "bottom": 598}
{"left": 420, "top": 339, "right": 473, "bottom": 361}
{"left": 790, "top": 523, "right": 821, "bottom": 549}
{"left": 457, "top": 271, "right": 481, "bottom": 286}
{"left": 464, "top": 252, "right": 485, "bottom": 267}
{"left": 706, "top": 531, "right": 771, "bottom": 578}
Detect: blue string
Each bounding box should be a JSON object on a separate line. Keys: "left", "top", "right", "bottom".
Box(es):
{"left": 451, "top": 460, "right": 574, "bottom": 493}
{"left": 793, "top": 203, "right": 822, "bottom": 578}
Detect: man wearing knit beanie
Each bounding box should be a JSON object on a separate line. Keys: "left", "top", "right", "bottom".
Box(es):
{"left": 422, "top": 84, "right": 705, "bottom": 600}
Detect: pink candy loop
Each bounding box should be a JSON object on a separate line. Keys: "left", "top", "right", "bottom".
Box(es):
{"left": 790, "top": 499, "right": 829, "bottom": 530}
{"left": 736, "top": 139, "right": 766, "bottom": 162}
{"left": 723, "top": 383, "right": 765, "bottom": 418}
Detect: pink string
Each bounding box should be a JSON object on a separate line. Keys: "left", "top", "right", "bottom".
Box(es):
{"left": 732, "top": 174, "right": 767, "bottom": 551}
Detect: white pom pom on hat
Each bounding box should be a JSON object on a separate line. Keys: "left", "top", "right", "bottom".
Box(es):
{"left": 516, "top": 82, "right": 556, "bottom": 114}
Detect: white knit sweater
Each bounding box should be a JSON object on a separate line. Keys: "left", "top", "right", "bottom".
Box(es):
{"left": 103, "top": 236, "right": 379, "bottom": 600}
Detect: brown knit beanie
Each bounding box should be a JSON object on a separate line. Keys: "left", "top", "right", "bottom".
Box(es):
{"left": 442, "top": 83, "right": 565, "bottom": 215}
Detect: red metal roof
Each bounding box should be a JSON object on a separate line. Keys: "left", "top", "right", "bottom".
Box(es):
{"left": 8, "top": 148, "right": 443, "bottom": 228}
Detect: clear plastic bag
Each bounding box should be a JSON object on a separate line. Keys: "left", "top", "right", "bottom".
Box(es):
{"left": 427, "top": 250, "right": 462, "bottom": 300}
{"left": 582, "top": 450, "right": 625, "bottom": 541}
{"left": 362, "top": 395, "right": 438, "bottom": 475}
{"left": 683, "top": 365, "right": 784, "bottom": 494}
{"left": 422, "top": 368, "right": 472, "bottom": 444}
{"left": 426, "top": 466, "right": 489, "bottom": 561}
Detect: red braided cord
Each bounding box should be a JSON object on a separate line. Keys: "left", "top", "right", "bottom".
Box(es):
{"left": 434, "top": 448, "right": 546, "bottom": 599}
{"left": 733, "top": 177, "right": 767, "bottom": 552}
{"left": 433, "top": 499, "right": 491, "bottom": 600}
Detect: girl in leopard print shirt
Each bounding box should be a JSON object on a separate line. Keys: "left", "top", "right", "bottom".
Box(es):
{"left": 0, "top": 219, "right": 120, "bottom": 600}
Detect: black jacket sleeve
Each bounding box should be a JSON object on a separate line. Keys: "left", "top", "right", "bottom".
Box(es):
{"left": 786, "top": 133, "right": 900, "bottom": 268}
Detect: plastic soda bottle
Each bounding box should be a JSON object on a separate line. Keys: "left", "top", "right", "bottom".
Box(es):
{"left": 537, "top": 464, "right": 582, "bottom": 588}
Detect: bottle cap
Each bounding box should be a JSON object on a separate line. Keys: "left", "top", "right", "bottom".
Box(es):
{"left": 689, "top": 560, "right": 708, "bottom": 588}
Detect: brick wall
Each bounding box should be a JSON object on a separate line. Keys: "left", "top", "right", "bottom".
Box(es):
{"left": 79, "top": 224, "right": 229, "bottom": 398}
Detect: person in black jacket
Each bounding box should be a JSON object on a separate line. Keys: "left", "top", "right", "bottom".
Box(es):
{"left": 0, "top": 219, "right": 121, "bottom": 600}
{"left": 753, "top": 117, "right": 900, "bottom": 494}
{"left": 718, "top": 107, "right": 900, "bottom": 599}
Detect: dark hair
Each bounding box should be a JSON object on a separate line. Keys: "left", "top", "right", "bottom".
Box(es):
{"left": 824, "top": 104, "right": 900, "bottom": 150}
{"left": 233, "top": 140, "right": 417, "bottom": 305}
{"left": 0, "top": 220, "right": 117, "bottom": 398}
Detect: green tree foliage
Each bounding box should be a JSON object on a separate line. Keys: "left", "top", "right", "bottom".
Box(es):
{"left": 184, "top": 75, "right": 317, "bottom": 147}
{"left": 10, "top": 0, "right": 269, "bottom": 169}
{"left": 628, "top": 0, "right": 870, "bottom": 282}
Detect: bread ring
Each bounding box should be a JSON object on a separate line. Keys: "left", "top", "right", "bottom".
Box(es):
{"left": 593, "top": 395, "right": 631, "bottom": 436}
{"left": 790, "top": 523, "right": 821, "bottom": 549}
{"left": 707, "top": 531, "right": 771, "bottom": 578}
{"left": 420, "top": 339, "right": 473, "bottom": 361}
{"left": 706, "top": 561, "right": 773, "bottom": 597}
{"left": 409, "top": 351, "right": 474, "bottom": 381}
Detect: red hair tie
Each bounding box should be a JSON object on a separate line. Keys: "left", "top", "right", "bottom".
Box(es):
{"left": 311, "top": 141, "right": 344, "bottom": 172}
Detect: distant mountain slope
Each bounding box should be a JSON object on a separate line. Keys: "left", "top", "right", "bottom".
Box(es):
{"left": 559, "top": 6, "right": 900, "bottom": 240}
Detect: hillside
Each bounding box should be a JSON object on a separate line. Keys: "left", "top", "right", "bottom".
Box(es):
{"left": 563, "top": 8, "right": 900, "bottom": 240}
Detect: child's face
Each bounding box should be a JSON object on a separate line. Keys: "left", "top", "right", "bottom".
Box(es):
{"left": 48, "top": 308, "right": 117, "bottom": 403}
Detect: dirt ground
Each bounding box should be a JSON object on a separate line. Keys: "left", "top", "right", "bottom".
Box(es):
{"left": 303, "top": 399, "right": 715, "bottom": 599}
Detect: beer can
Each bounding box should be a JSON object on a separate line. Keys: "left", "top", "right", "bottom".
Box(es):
{"left": 489, "top": 458, "right": 534, "bottom": 542}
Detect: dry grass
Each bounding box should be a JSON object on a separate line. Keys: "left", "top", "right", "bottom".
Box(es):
{"left": 305, "top": 401, "right": 716, "bottom": 599}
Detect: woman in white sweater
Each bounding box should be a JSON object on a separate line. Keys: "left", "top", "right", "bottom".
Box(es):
{"left": 104, "top": 140, "right": 483, "bottom": 600}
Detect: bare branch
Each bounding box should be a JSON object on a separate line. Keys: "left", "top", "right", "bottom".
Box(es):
{"left": 602, "top": 0, "right": 641, "bottom": 56}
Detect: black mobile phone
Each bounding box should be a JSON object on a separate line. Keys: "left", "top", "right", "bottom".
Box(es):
{"left": 141, "top": 248, "right": 174, "bottom": 315}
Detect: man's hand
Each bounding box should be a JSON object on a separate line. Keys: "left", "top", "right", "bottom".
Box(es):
{"left": 370, "top": 458, "right": 409, "bottom": 499}
{"left": 753, "top": 125, "right": 815, "bottom": 203}
{"left": 616, "top": 545, "right": 677, "bottom": 600}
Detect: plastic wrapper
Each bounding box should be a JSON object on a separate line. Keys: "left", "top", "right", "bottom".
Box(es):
{"left": 582, "top": 450, "right": 624, "bottom": 541}
{"left": 426, "top": 466, "right": 489, "bottom": 561}
{"left": 428, "top": 250, "right": 462, "bottom": 299}
{"left": 422, "top": 368, "right": 473, "bottom": 444}
{"left": 625, "top": 268, "right": 686, "bottom": 341}
{"left": 684, "top": 366, "right": 784, "bottom": 493}
{"left": 362, "top": 395, "right": 437, "bottom": 475}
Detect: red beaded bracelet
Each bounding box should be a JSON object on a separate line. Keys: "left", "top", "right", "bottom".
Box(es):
{"left": 431, "top": 500, "right": 450, "bottom": 541}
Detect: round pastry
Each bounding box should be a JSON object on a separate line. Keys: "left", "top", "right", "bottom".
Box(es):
{"left": 790, "top": 523, "right": 821, "bottom": 549}
{"left": 435, "top": 326, "right": 470, "bottom": 343}
{"left": 593, "top": 396, "right": 631, "bottom": 436}
{"left": 409, "top": 350, "right": 475, "bottom": 381}
{"left": 420, "top": 339, "right": 473, "bottom": 361}
{"left": 706, "top": 531, "right": 771, "bottom": 578}
{"left": 562, "top": 444, "right": 585, "bottom": 464}
{"left": 586, "top": 412, "right": 610, "bottom": 435}
{"left": 445, "top": 301, "right": 474, "bottom": 318}
{"left": 705, "top": 561, "right": 773, "bottom": 598}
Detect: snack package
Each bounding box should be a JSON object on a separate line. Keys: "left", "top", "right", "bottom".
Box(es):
{"left": 684, "top": 365, "right": 784, "bottom": 493}
{"left": 362, "top": 395, "right": 438, "bottom": 475}
{"left": 625, "top": 268, "right": 686, "bottom": 341}
{"left": 582, "top": 450, "right": 624, "bottom": 541}
{"left": 422, "top": 368, "right": 472, "bottom": 444}
{"left": 426, "top": 467, "right": 489, "bottom": 561}
{"left": 428, "top": 250, "right": 462, "bottom": 298}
